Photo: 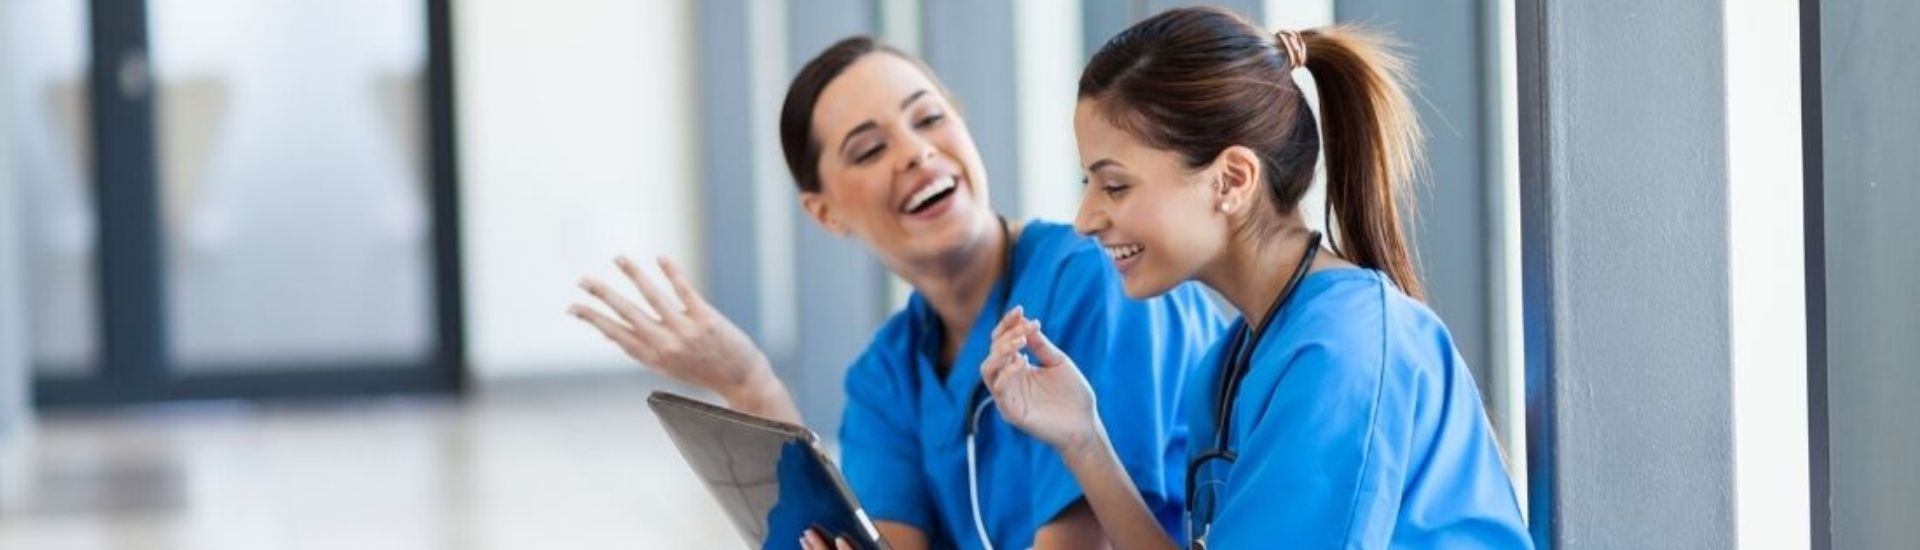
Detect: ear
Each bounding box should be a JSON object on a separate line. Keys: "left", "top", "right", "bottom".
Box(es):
{"left": 799, "top": 192, "right": 848, "bottom": 237}
{"left": 1211, "top": 145, "right": 1264, "bottom": 213}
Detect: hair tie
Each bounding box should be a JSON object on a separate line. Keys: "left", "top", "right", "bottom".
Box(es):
{"left": 1277, "top": 29, "right": 1308, "bottom": 70}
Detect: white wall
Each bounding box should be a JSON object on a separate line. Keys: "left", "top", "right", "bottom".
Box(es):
{"left": 1013, "top": 0, "right": 1084, "bottom": 223}
{"left": 1726, "top": 0, "right": 1809, "bottom": 545}
{"left": 456, "top": 0, "right": 702, "bottom": 379}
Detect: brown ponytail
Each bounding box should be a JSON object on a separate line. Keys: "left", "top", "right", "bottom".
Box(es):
{"left": 1300, "top": 26, "right": 1426, "bottom": 300}
{"left": 1079, "top": 7, "right": 1427, "bottom": 300}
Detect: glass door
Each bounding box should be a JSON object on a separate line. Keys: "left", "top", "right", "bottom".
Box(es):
{"left": 6, "top": 0, "right": 464, "bottom": 406}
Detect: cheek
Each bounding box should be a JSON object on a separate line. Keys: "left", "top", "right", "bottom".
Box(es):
{"left": 1129, "top": 193, "right": 1219, "bottom": 269}
{"left": 818, "top": 168, "right": 891, "bottom": 222}
{"left": 936, "top": 126, "right": 984, "bottom": 174}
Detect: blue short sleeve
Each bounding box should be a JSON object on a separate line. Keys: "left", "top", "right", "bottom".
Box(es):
{"left": 837, "top": 327, "right": 937, "bottom": 534}
{"left": 1207, "top": 335, "right": 1407, "bottom": 547}
{"left": 1201, "top": 272, "right": 1529, "bottom": 548}
{"left": 1025, "top": 249, "right": 1206, "bottom": 534}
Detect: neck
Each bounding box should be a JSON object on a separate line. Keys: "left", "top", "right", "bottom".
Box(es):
{"left": 894, "top": 216, "right": 1015, "bottom": 362}
{"left": 1198, "top": 218, "right": 1316, "bottom": 330}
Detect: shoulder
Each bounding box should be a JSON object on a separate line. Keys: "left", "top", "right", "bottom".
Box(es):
{"left": 1016, "top": 219, "right": 1105, "bottom": 278}
{"left": 844, "top": 298, "right": 926, "bottom": 386}
{"left": 1262, "top": 269, "right": 1456, "bottom": 386}
{"left": 1011, "top": 219, "right": 1111, "bottom": 310}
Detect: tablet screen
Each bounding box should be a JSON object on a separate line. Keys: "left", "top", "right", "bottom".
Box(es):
{"left": 649, "top": 392, "right": 886, "bottom": 550}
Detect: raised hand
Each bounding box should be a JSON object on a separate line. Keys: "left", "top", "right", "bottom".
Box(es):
{"left": 979, "top": 306, "right": 1104, "bottom": 456}
{"left": 569, "top": 256, "right": 799, "bottom": 423}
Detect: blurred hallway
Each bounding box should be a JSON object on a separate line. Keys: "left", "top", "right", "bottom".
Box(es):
{"left": 0, "top": 378, "right": 736, "bottom": 550}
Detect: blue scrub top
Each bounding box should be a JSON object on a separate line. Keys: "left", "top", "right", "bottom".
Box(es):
{"left": 1185, "top": 268, "right": 1530, "bottom": 548}
{"left": 839, "top": 220, "right": 1226, "bottom": 550}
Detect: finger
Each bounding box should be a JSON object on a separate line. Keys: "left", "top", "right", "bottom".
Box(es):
{"left": 569, "top": 305, "right": 658, "bottom": 362}
{"left": 617, "top": 256, "right": 690, "bottom": 328}
{"left": 984, "top": 335, "right": 1031, "bottom": 389}
{"left": 989, "top": 330, "right": 1030, "bottom": 370}
{"left": 991, "top": 306, "right": 1026, "bottom": 340}
{"left": 656, "top": 256, "right": 715, "bottom": 317}
{"left": 991, "top": 314, "right": 1038, "bottom": 354}
{"left": 1023, "top": 320, "right": 1069, "bottom": 367}
{"left": 801, "top": 529, "right": 830, "bottom": 550}
{"left": 580, "top": 277, "right": 662, "bottom": 331}
{"left": 835, "top": 536, "right": 857, "bottom": 550}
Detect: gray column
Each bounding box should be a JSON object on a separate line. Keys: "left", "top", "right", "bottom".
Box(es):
{"left": 697, "top": 0, "right": 796, "bottom": 378}
{"left": 1516, "top": 0, "right": 1735, "bottom": 547}
{"left": 1818, "top": 0, "right": 1920, "bottom": 547}
{"left": 921, "top": 0, "right": 1023, "bottom": 216}
{"left": 1084, "top": 0, "right": 1268, "bottom": 56}
{"left": 1081, "top": 0, "right": 1142, "bottom": 59}
{"left": 788, "top": 0, "right": 891, "bottom": 434}
{"left": 1144, "top": 0, "right": 1263, "bottom": 18}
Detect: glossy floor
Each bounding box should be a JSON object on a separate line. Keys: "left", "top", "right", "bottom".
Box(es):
{"left": 0, "top": 379, "right": 744, "bottom": 550}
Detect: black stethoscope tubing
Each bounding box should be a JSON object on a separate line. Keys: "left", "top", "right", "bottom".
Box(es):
{"left": 1184, "top": 231, "right": 1323, "bottom": 540}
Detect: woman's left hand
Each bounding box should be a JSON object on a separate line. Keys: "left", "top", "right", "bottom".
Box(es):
{"left": 980, "top": 306, "right": 1105, "bottom": 457}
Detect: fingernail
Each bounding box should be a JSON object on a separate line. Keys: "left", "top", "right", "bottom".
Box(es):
{"left": 578, "top": 278, "right": 592, "bottom": 290}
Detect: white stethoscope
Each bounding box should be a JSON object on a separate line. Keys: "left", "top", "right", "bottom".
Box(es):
{"left": 961, "top": 216, "right": 1016, "bottom": 550}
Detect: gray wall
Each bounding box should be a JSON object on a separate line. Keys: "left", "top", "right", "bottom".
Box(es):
{"left": 1516, "top": 0, "right": 1735, "bottom": 547}
{"left": 1821, "top": 0, "right": 1920, "bottom": 546}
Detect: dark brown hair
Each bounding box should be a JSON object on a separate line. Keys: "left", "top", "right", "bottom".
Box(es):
{"left": 1079, "top": 7, "right": 1426, "bottom": 300}
{"left": 779, "top": 36, "right": 949, "bottom": 194}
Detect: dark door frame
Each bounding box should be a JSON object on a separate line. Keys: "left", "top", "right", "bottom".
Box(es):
{"left": 32, "top": 0, "right": 465, "bottom": 406}
{"left": 1799, "top": 0, "right": 1829, "bottom": 547}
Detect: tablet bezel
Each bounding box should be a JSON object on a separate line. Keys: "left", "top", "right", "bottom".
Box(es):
{"left": 647, "top": 391, "right": 890, "bottom": 550}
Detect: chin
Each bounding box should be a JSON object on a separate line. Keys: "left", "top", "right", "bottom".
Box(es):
{"left": 903, "top": 206, "right": 995, "bottom": 261}
{"left": 1119, "top": 271, "right": 1179, "bottom": 300}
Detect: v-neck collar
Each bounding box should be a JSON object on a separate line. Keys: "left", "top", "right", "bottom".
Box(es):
{"left": 907, "top": 224, "right": 1038, "bottom": 409}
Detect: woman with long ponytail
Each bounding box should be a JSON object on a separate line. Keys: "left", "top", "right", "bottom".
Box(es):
{"left": 977, "top": 7, "right": 1529, "bottom": 548}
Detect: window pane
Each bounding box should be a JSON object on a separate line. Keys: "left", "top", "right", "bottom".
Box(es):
{"left": 148, "top": 1, "right": 434, "bottom": 370}
{"left": 4, "top": 0, "right": 99, "bottom": 378}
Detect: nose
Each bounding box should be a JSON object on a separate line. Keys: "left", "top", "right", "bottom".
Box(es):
{"left": 1073, "top": 191, "right": 1106, "bottom": 237}
{"left": 903, "top": 138, "right": 937, "bottom": 172}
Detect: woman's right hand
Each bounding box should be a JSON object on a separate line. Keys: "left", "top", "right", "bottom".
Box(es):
{"left": 569, "top": 256, "right": 800, "bottom": 423}
{"left": 980, "top": 307, "right": 1107, "bottom": 459}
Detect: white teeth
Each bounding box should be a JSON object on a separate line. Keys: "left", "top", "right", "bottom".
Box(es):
{"left": 1103, "top": 243, "right": 1144, "bottom": 261}
{"left": 904, "top": 176, "right": 957, "bottom": 213}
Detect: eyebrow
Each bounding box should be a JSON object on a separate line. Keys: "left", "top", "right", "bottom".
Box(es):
{"left": 1087, "top": 159, "right": 1124, "bottom": 173}
{"left": 836, "top": 89, "right": 934, "bottom": 156}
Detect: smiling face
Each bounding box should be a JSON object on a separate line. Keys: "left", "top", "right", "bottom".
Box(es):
{"left": 1072, "top": 99, "right": 1250, "bottom": 299}
{"left": 800, "top": 53, "right": 996, "bottom": 267}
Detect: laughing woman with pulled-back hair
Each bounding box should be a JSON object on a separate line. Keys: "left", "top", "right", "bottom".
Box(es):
{"left": 982, "top": 7, "right": 1530, "bottom": 548}
{"left": 572, "top": 34, "right": 1228, "bottom": 550}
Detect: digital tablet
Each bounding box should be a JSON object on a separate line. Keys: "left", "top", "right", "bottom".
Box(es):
{"left": 647, "top": 391, "right": 890, "bottom": 550}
